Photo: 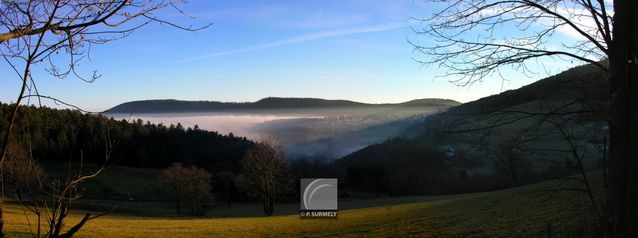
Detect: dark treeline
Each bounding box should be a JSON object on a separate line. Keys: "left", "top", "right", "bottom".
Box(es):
{"left": 0, "top": 103, "right": 253, "bottom": 171}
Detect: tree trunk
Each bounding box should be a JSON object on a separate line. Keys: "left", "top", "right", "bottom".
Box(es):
{"left": 56, "top": 214, "right": 90, "bottom": 238}
{"left": 509, "top": 157, "right": 519, "bottom": 186}
{"left": 0, "top": 206, "right": 4, "bottom": 238}
{"left": 269, "top": 195, "right": 274, "bottom": 216}
{"left": 262, "top": 198, "right": 269, "bottom": 216}
{"left": 262, "top": 194, "right": 274, "bottom": 216}
{"left": 607, "top": 0, "right": 638, "bottom": 237}
{"left": 176, "top": 197, "right": 181, "bottom": 215}
{"left": 176, "top": 185, "right": 181, "bottom": 215}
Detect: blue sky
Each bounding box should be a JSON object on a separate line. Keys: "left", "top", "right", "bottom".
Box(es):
{"left": 0, "top": 0, "right": 583, "bottom": 112}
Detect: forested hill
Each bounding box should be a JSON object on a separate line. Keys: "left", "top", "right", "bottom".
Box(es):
{"left": 339, "top": 63, "right": 607, "bottom": 167}
{"left": 0, "top": 103, "right": 253, "bottom": 170}
{"left": 333, "top": 63, "right": 608, "bottom": 195}
{"left": 106, "top": 97, "right": 460, "bottom": 113}
{"left": 442, "top": 63, "right": 607, "bottom": 115}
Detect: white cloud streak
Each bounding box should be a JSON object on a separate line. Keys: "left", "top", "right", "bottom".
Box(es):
{"left": 177, "top": 23, "right": 404, "bottom": 63}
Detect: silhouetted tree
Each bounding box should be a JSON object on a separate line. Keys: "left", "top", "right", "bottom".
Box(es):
{"left": 414, "top": 1, "right": 636, "bottom": 236}
{"left": 11, "top": 143, "right": 117, "bottom": 238}
{"left": 239, "top": 137, "right": 293, "bottom": 216}
{"left": 158, "top": 163, "right": 213, "bottom": 216}
{"left": 492, "top": 135, "right": 529, "bottom": 186}
{"left": 2, "top": 142, "right": 45, "bottom": 197}
{"left": 214, "top": 171, "right": 237, "bottom": 208}
{"left": 0, "top": 0, "right": 209, "bottom": 235}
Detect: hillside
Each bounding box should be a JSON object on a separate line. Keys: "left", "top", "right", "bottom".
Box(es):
{"left": 336, "top": 64, "right": 608, "bottom": 195}
{"left": 105, "top": 97, "right": 460, "bottom": 113}
{"left": 443, "top": 63, "right": 607, "bottom": 115}
{"left": 3, "top": 171, "right": 603, "bottom": 237}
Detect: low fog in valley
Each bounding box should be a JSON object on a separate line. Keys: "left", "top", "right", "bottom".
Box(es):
{"left": 106, "top": 105, "right": 444, "bottom": 160}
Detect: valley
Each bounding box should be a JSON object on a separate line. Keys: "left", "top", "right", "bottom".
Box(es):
{"left": 105, "top": 98, "right": 459, "bottom": 159}
{"left": 0, "top": 0, "right": 628, "bottom": 236}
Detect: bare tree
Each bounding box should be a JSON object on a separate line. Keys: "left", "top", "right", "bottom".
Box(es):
{"left": 2, "top": 142, "right": 46, "bottom": 193}
{"left": 0, "top": 0, "right": 208, "bottom": 236}
{"left": 188, "top": 167, "right": 213, "bottom": 216}
{"left": 215, "top": 171, "right": 236, "bottom": 208}
{"left": 240, "top": 137, "right": 293, "bottom": 216}
{"left": 413, "top": 0, "right": 636, "bottom": 236}
{"left": 41, "top": 161, "right": 111, "bottom": 238}
{"left": 158, "top": 163, "right": 213, "bottom": 216}
{"left": 6, "top": 135, "right": 119, "bottom": 238}
{"left": 492, "top": 134, "right": 528, "bottom": 186}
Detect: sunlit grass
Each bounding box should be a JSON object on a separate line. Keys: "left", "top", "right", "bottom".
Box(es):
{"left": 3, "top": 172, "right": 600, "bottom": 237}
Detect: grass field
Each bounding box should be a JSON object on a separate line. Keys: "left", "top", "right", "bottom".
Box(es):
{"left": 3, "top": 171, "right": 602, "bottom": 237}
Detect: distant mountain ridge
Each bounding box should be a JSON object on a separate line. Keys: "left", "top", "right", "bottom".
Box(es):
{"left": 105, "top": 97, "right": 460, "bottom": 113}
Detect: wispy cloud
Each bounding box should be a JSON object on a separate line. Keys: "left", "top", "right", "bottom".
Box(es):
{"left": 280, "top": 10, "right": 372, "bottom": 29}
{"left": 177, "top": 23, "right": 404, "bottom": 63}
{"left": 189, "top": 4, "right": 293, "bottom": 21}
